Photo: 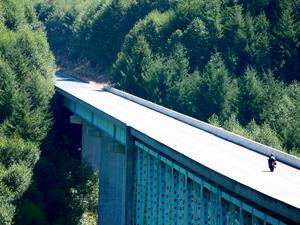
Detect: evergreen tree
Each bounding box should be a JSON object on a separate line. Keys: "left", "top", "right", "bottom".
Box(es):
{"left": 244, "top": 13, "right": 271, "bottom": 71}
{"left": 182, "top": 18, "right": 212, "bottom": 70}
{"left": 273, "top": 83, "right": 300, "bottom": 153}
{"left": 142, "top": 44, "right": 189, "bottom": 106}
{"left": 0, "top": 59, "right": 17, "bottom": 122}
{"left": 113, "top": 35, "right": 153, "bottom": 97}
{"left": 177, "top": 70, "right": 202, "bottom": 117}
{"left": 273, "top": 2, "right": 300, "bottom": 81}
{"left": 0, "top": 135, "right": 39, "bottom": 225}
{"left": 196, "top": 53, "right": 238, "bottom": 121}
{"left": 220, "top": 4, "right": 247, "bottom": 75}
{"left": 0, "top": 0, "right": 24, "bottom": 30}
{"left": 238, "top": 67, "right": 264, "bottom": 125}
{"left": 259, "top": 71, "right": 286, "bottom": 126}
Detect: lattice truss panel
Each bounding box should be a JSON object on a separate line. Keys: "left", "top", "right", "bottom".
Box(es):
{"left": 133, "top": 141, "right": 286, "bottom": 225}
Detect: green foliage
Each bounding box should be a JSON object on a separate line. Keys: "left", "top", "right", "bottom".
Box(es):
{"left": 0, "top": 201, "right": 15, "bottom": 225}
{"left": 2, "top": 27, "right": 54, "bottom": 82}
{"left": 0, "top": 24, "right": 54, "bottom": 144}
{"left": 2, "top": 91, "right": 51, "bottom": 143}
{"left": 109, "top": 0, "right": 298, "bottom": 154}
{"left": 0, "top": 135, "right": 39, "bottom": 169}
{"left": 0, "top": 142, "right": 36, "bottom": 224}
{"left": 177, "top": 71, "right": 202, "bottom": 117}
{"left": 0, "top": 59, "right": 17, "bottom": 122}
{"left": 86, "top": 0, "right": 169, "bottom": 68}
{"left": 0, "top": 0, "right": 25, "bottom": 30}
{"left": 221, "top": 4, "right": 248, "bottom": 74}
{"left": 289, "top": 90, "right": 300, "bottom": 153}
{"left": 273, "top": 1, "right": 300, "bottom": 81}
{"left": 14, "top": 200, "right": 49, "bottom": 225}
{"left": 0, "top": 0, "right": 42, "bottom": 31}
{"left": 142, "top": 44, "right": 189, "bottom": 106}
{"left": 0, "top": 1, "right": 55, "bottom": 223}
{"left": 14, "top": 104, "right": 99, "bottom": 225}
{"left": 209, "top": 114, "right": 283, "bottom": 150}
{"left": 246, "top": 121, "right": 282, "bottom": 149}
{"left": 238, "top": 67, "right": 264, "bottom": 125}
{"left": 7, "top": 1, "right": 296, "bottom": 223}
{"left": 113, "top": 35, "right": 153, "bottom": 97}
{"left": 244, "top": 13, "right": 271, "bottom": 71}
{"left": 182, "top": 18, "right": 212, "bottom": 69}
{"left": 259, "top": 72, "right": 287, "bottom": 126}
{"left": 2, "top": 163, "right": 32, "bottom": 199}
{"left": 195, "top": 53, "right": 238, "bottom": 120}
{"left": 36, "top": 0, "right": 169, "bottom": 68}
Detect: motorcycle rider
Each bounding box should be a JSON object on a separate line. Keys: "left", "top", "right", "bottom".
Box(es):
{"left": 268, "top": 153, "right": 277, "bottom": 172}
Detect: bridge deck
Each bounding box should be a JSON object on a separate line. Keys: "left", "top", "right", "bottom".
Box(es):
{"left": 55, "top": 73, "right": 300, "bottom": 212}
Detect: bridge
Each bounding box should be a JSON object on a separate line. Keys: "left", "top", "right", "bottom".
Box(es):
{"left": 55, "top": 72, "right": 300, "bottom": 225}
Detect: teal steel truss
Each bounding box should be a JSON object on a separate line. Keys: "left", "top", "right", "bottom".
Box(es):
{"left": 133, "top": 141, "right": 286, "bottom": 225}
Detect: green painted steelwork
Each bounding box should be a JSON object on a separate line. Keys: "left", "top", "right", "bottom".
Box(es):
{"left": 63, "top": 96, "right": 127, "bottom": 145}
{"left": 134, "top": 141, "right": 286, "bottom": 225}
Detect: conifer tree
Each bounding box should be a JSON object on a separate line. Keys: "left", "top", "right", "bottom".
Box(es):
{"left": 182, "top": 18, "right": 212, "bottom": 70}
{"left": 0, "top": 59, "right": 17, "bottom": 122}
{"left": 244, "top": 13, "right": 271, "bottom": 71}
{"left": 238, "top": 67, "right": 264, "bottom": 125}
{"left": 196, "top": 53, "right": 238, "bottom": 121}
{"left": 221, "top": 4, "right": 247, "bottom": 75}
{"left": 113, "top": 35, "right": 153, "bottom": 97}
{"left": 273, "top": 2, "right": 300, "bottom": 81}
{"left": 142, "top": 44, "right": 189, "bottom": 106}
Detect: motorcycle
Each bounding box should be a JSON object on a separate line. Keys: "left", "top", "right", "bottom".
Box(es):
{"left": 268, "top": 157, "right": 277, "bottom": 172}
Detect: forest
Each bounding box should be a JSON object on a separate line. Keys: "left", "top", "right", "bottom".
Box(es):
{"left": 0, "top": 0, "right": 299, "bottom": 224}
{"left": 0, "top": 0, "right": 97, "bottom": 224}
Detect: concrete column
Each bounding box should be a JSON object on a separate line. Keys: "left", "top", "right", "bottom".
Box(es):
{"left": 81, "top": 124, "right": 102, "bottom": 170}
{"left": 81, "top": 123, "right": 134, "bottom": 225}
{"left": 98, "top": 132, "right": 126, "bottom": 225}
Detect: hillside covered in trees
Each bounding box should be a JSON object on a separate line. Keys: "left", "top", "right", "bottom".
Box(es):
{"left": 39, "top": 0, "right": 299, "bottom": 155}
{"left": 0, "top": 1, "right": 98, "bottom": 224}
{"left": 0, "top": 0, "right": 299, "bottom": 224}
{"left": 0, "top": 0, "right": 55, "bottom": 223}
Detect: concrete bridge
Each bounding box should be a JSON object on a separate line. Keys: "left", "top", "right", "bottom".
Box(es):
{"left": 55, "top": 72, "right": 300, "bottom": 225}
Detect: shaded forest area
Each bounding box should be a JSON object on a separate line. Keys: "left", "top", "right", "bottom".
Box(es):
{"left": 39, "top": 0, "right": 299, "bottom": 155}
{"left": 0, "top": 0, "right": 299, "bottom": 224}
{"left": 0, "top": 0, "right": 98, "bottom": 224}
{"left": 0, "top": 0, "right": 55, "bottom": 223}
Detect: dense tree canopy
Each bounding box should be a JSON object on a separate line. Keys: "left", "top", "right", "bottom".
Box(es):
{"left": 1, "top": 2, "right": 98, "bottom": 224}
{"left": 0, "top": 0, "right": 55, "bottom": 223}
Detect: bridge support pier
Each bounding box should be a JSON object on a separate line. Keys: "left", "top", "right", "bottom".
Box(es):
{"left": 81, "top": 124, "right": 102, "bottom": 170}
{"left": 81, "top": 122, "right": 132, "bottom": 225}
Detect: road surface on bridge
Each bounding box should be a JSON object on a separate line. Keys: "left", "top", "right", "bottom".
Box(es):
{"left": 55, "top": 73, "right": 300, "bottom": 213}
